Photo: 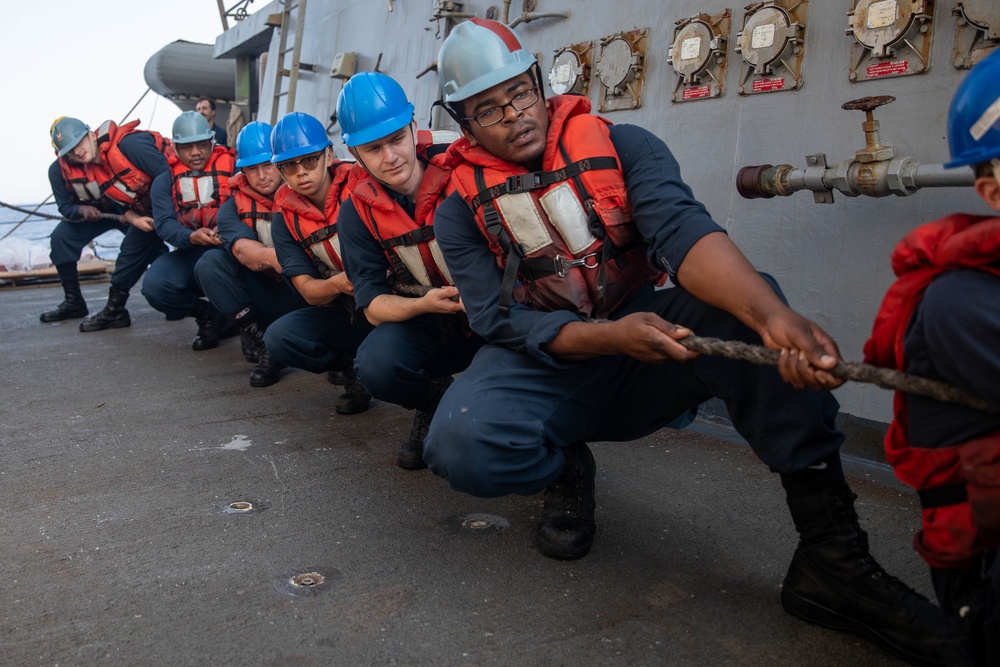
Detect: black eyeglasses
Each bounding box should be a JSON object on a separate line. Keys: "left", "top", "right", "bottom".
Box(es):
{"left": 276, "top": 151, "right": 325, "bottom": 175}
{"left": 465, "top": 88, "right": 540, "bottom": 128}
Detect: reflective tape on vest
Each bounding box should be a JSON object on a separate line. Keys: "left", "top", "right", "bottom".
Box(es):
{"left": 178, "top": 175, "right": 218, "bottom": 208}
{"left": 539, "top": 182, "right": 597, "bottom": 255}
{"left": 495, "top": 192, "right": 552, "bottom": 255}
{"left": 71, "top": 181, "right": 103, "bottom": 202}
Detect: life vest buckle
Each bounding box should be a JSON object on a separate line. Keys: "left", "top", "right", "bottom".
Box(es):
{"left": 505, "top": 172, "right": 543, "bottom": 193}
{"left": 554, "top": 252, "right": 600, "bottom": 278}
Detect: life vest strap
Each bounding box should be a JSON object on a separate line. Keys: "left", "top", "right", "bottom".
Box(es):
{"left": 380, "top": 225, "right": 435, "bottom": 250}
{"left": 918, "top": 484, "right": 968, "bottom": 509}
{"left": 301, "top": 223, "right": 337, "bottom": 247}
{"left": 239, "top": 212, "right": 274, "bottom": 222}
{"left": 471, "top": 156, "right": 619, "bottom": 210}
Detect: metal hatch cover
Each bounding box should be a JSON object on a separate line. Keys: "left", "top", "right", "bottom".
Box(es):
{"left": 846, "top": 0, "right": 934, "bottom": 81}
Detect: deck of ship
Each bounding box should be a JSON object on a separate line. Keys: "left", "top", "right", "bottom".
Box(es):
{"left": 1, "top": 279, "right": 931, "bottom": 666}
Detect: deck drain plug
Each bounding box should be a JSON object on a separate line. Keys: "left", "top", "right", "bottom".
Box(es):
{"left": 221, "top": 499, "right": 269, "bottom": 515}
{"left": 444, "top": 513, "right": 510, "bottom": 535}
{"left": 272, "top": 566, "right": 344, "bottom": 598}
{"left": 291, "top": 572, "right": 325, "bottom": 587}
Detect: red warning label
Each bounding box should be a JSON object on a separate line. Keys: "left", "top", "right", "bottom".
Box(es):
{"left": 866, "top": 60, "right": 909, "bottom": 78}
{"left": 682, "top": 85, "right": 712, "bottom": 100}
{"left": 752, "top": 77, "right": 785, "bottom": 92}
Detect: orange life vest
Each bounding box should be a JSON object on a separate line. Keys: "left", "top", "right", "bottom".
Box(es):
{"left": 447, "top": 94, "right": 661, "bottom": 317}
{"left": 168, "top": 146, "right": 235, "bottom": 229}
{"left": 96, "top": 120, "right": 172, "bottom": 215}
{"left": 229, "top": 172, "right": 276, "bottom": 248}
{"left": 348, "top": 130, "right": 457, "bottom": 288}
{"left": 58, "top": 157, "right": 113, "bottom": 205}
{"left": 273, "top": 161, "right": 360, "bottom": 276}
{"left": 56, "top": 119, "right": 172, "bottom": 215}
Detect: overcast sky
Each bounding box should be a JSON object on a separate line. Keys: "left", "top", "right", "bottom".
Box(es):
{"left": 2, "top": 0, "right": 235, "bottom": 205}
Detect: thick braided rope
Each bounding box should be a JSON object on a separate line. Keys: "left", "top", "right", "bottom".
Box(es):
{"left": 389, "top": 283, "right": 998, "bottom": 415}
{"left": 0, "top": 199, "right": 123, "bottom": 223}
{"left": 679, "top": 335, "right": 999, "bottom": 414}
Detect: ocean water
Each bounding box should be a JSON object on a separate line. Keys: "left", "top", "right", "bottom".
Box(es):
{"left": 0, "top": 202, "right": 123, "bottom": 272}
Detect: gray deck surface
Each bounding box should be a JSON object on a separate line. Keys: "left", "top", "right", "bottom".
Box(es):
{"left": 1, "top": 280, "right": 933, "bottom": 666}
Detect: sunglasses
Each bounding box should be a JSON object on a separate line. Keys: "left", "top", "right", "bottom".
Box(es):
{"left": 276, "top": 151, "right": 325, "bottom": 175}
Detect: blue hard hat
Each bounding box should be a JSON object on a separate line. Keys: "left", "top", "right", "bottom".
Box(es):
{"left": 235, "top": 121, "right": 274, "bottom": 167}
{"left": 51, "top": 117, "right": 90, "bottom": 157}
{"left": 337, "top": 72, "right": 415, "bottom": 147}
{"left": 270, "top": 112, "right": 332, "bottom": 164}
{"left": 945, "top": 48, "right": 1000, "bottom": 169}
{"left": 172, "top": 111, "right": 214, "bottom": 144}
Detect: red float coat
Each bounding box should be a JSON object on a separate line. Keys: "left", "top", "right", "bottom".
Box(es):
{"left": 272, "top": 161, "right": 360, "bottom": 276}
{"left": 348, "top": 130, "right": 456, "bottom": 288}
{"left": 864, "top": 213, "right": 1000, "bottom": 568}
{"left": 168, "top": 146, "right": 235, "bottom": 230}
{"left": 446, "top": 94, "right": 662, "bottom": 318}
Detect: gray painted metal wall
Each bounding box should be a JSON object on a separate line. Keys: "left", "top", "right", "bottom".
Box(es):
{"left": 216, "top": 0, "right": 996, "bottom": 427}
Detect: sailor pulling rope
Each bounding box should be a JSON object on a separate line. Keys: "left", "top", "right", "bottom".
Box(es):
{"left": 391, "top": 283, "right": 998, "bottom": 414}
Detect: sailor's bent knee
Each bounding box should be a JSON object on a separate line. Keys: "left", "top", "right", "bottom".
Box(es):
{"left": 423, "top": 405, "right": 509, "bottom": 497}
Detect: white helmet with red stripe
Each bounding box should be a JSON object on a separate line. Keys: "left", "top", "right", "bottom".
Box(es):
{"left": 438, "top": 18, "right": 536, "bottom": 103}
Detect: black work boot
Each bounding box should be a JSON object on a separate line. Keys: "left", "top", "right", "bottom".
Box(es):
{"left": 397, "top": 408, "right": 433, "bottom": 470}
{"left": 335, "top": 368, "right": 372, "bottom": 415}
{"left": 240, "top": 328, "right": 260, "bottom": 363}
{"left": 781, "top": 481, "right": 946, "bottom": 667}
{"left": 244, "top": 322, "right": 284, "bottom": 387}
{"left": 397, "top": 377, "right": 453, "bottom": 470}
{"left": 40, "top": 279, "right": 88, "bottom": 322}
{"left": 327, "top": 354, "right": 353, "bottom": 386}
{"left": 191, "top": 299, "right": 224, "bottom": 351}
{"left": 79, "top": 285, "right": 131, "bottom": 332}
{"left": 536, "top": 441, "right": 597, "bottom": 560}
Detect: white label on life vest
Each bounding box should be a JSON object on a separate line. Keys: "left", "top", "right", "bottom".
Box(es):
{"left": 751, "top": 23, "right": 775, "bottom": 49}
{"left": 681, "top": 37, "right": 702, "bottom": 60}
{"left": 971, "top": 96, "right": 1000, "bottom": 141}
{"left": 539, "top": 182, "right": 597, "bottom": 256}
{"left": 496, "top": 192, "right": 552, "bottom": 256}
{"left": 866, "top": 0, "right": 897, "bottom": 29}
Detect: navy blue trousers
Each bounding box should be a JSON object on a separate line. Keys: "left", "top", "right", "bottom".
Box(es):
{"left": 424, "top": 281, "right": 843, "bottom": 498}
{"left": 111, "top": 227, "right": 167, "bottom": 293}
{"left": 193, "top": 249, "right": 307, "bottom": 328}
{"left": 141, "top": 247, "right": 212, "bottom": 319}
{"left": 264, "top": 301, "right": 373, "bottom": 374}
{"left": 354, "top": 314, "right": 484, "bottom": 410}
{"left": 49, "top": 219, "right": 128, "bottom": 282}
